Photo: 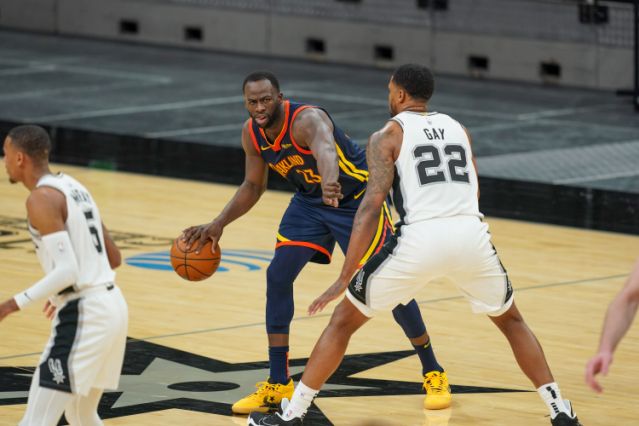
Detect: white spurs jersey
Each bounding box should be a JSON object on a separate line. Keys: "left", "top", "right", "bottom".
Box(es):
{"left": 390, "top": 111, "right": 481, "bottom": 224}
{"left": 28, "top": 173, "right": 115, "bottom": 289}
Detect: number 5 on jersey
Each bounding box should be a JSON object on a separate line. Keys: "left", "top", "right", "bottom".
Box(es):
{"left": 413, "top": 144, "right": 470, "bottom": 186}
{"left": 83, "top": 209, "right": 104, "bottom": 253}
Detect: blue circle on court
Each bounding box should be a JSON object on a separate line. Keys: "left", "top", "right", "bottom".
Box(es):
{"left": 125, "top": 249, "right": 273, "bottom": 272}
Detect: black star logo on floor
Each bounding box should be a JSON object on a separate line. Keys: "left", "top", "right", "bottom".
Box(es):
{"left": 0, "top": 338, "right": 529, "bottom": 424}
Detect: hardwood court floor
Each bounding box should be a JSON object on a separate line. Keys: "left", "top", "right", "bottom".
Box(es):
{"left": 0, "top": 164, "right": 638, "bottom": 425}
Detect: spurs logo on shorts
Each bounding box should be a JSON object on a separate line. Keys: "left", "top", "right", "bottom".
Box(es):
{"left": 353, "top": 270, "right": 365, "bottom": 293}
{"left": 47, "top": 358, "right": 66, "bottom": 385}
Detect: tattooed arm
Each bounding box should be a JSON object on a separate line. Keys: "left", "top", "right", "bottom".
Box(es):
{"left": 308, "top": 120, "right": 402, "bottom": 315}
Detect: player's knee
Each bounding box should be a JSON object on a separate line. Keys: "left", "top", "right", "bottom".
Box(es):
{"left": 264, "top": 247, "right": 313, "bottom": 335}
{"left": 266, "top": 261, "right": 294, "bottom": 294}
{"left": 491, "top": 302, "right": 525, "bottom": 332}
{"left": 265, "top": 289, "right": 294, "bottom": 334}
{"left": 266, "top": 267, "right": 293, "bottom": 304}
{"left": 327, "top": 300, "right": 366, "bottom": 335}
{"left": 65, "top": 398, "right": 102, "bottom": 426}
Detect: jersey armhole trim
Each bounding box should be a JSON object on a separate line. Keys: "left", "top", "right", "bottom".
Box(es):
{"left": 248, "top": 120, "right": 261, "bottom": 154}
{"left": 288, "top": 105, "right": 315, "bottom": 155}
{"left": 390, "top": 117, "right": 404, "bottom": 130}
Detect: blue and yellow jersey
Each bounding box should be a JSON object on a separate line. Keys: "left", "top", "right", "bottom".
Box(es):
{"left": 248, "top": 101, "right": 368, "bottom": 208}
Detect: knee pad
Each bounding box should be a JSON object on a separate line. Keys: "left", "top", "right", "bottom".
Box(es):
{"left": 265, "top": 260, "right": 295, "bottom": 334}
{"left": 264, "top": 247, "right": 315, "bottom": 334}
{"left": 392, "top": 299, "right": 427, "bottom": 339}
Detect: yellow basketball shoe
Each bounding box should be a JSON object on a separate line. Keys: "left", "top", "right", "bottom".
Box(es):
{"left": 231, "top": 379, "right": 294, "bottom": 414}
{"left": 423, "top": 371, "right": 452, "bottom": 410}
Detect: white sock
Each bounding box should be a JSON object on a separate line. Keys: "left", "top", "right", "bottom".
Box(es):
{"left": 537, "top": 382, "right": 572, "bottom": 419}
{"left": 281, "top": 381, "right": 319, "bottom": 421}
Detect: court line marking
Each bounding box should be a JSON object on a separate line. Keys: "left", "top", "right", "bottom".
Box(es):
{"left": 144, "top": 107, "right": 388, "bottom": 138}
{"left": 54, "top": 64, "right": 172, "bottom": 84}
{"left": 25, "top": 95, "right": 245, "bottom": 122}
{"left": 515, "top": 103, "right": 621, "bottom": 120}
{"left": 0, "top": 65, "right": 56, "bottom": 77}
{"left": 145, "top": 123, "right": 243, "bottom": 138}
{"left": 478, "top": 138, "right": 639, "bottom": 162}
{"left": 0, "top": 58, "right": 171, "bottom": 83}
{"left": 288, "top": 90, "right": 516, "bottom": 120}
{"left": 0, "top": 80, "right": 167, "bottom": 102}
{"left": 554, "top": 169, "right": 639, "bottom": 185}
{"left": 18, "top": 85, "right": 629, "bottom": 131}
{"left": 0, "top": 272, "right": 625, "bottom": 361}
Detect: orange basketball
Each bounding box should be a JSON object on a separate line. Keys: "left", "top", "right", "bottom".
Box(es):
{"left": 170, "top": 238, "right": 221, "bottom": 281}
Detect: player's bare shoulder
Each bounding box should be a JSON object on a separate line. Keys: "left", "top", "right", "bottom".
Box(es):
{"left": 291, "top": 107, "right": 333, "bottom": 145}
{"left": 241, "top": 118, "right": 253, "bottom": 138}
{"left": 26, "top": 186, "right": 65, "bottom": 215}
{"left": 369, "top": 120, "right": 403, "bottom": 161}
{"left": 25, "top": 185, "right": 67, "bottom": 233}
{"left": 241, "top": 118, "right": 259, "bottom": 155}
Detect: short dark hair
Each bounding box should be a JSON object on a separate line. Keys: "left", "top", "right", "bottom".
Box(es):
{"left": 242, "top": 71, "right": 280, "bottom": 93}
{"left": 391, "top": 64, "right": 434, "bottom": 101}
{"left": 7, "top": 125, "right": 51, "bottom": 163}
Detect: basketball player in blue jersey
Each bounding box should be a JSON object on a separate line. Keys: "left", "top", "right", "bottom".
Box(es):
{"left": 182, "top": 71, "right": 450, "bottom": 414}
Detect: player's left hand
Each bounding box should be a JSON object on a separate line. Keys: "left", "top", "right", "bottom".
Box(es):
{"left": 585, "top": 351, "right": 613, "bottom": 393}
{"left": 321, "top": 181, "right": 343, "bottom": 208}
{"left": 43, "top": 300, "right": 57, "bottom": 320}
{"left": 309, "top": 278, "right": 348, "bottom": 315}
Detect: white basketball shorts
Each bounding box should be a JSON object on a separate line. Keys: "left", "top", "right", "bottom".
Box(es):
{"left": 38, "top": 284, "right": 128, "bottom": 396}
{"left": 346, "top": 215, "right": 514, "bottom": 317}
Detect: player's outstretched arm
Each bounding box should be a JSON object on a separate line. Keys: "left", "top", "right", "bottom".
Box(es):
{"left": 586, "top": 257, "right": 639, "bottom": 392}
{"left": 1, "top": 188, "right": 79, "bottom": 320}
{"left": 293, "top": 108, "right": 343, "bottom": 207}
{"left": 308, "top": 121, "right": 400, "bottom": 315}
{"left": 183, "top": 120, "right": 268, "bottom": 253}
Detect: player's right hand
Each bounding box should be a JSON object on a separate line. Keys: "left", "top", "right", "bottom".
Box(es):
{"left": 321, "top": 181, "right": 343, "bottom": 208}
{"left": 181, "top": 221, "right": 223, "bottom": 255}
{"left": 308, "top": 278, "right": 349, "bottom": 316}
{"left": 585, "top": 351, "right": 613, "bottom": 393}
{"left": 43, "top": 300, "right": 56, "bottom": 320}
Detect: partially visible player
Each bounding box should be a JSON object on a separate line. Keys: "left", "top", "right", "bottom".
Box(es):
{"left": 0, "top": 125, "right": 128, "bottom": 426}
{"left": 586, "top": 257, "right": 639, "bottom": 393}
{"left": 183, "top": 71, "right": 449, "bottom": 414}
{"left": 248, "top": 64, "right": 581, "bottom": 426}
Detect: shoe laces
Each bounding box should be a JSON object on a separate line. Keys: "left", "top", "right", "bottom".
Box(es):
{"left": 423, "top": 371, "right": 447, "bottom": 394}
{"left": 253, "top": 381, "right": 276, "bottom": 395}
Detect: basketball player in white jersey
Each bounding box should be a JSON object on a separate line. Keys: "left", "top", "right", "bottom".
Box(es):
{"left": 248, "top": 64, "right": 581, "bottom": 426}
{"left": 0, "top": 125, "right": 128, "bottom": 425}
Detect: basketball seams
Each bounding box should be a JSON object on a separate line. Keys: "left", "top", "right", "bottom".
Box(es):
{"left": 170, "top": 238, "right": 221, "bottom": 281}
{"left": 169, "top": 255, "right": 220, "bottom": 261}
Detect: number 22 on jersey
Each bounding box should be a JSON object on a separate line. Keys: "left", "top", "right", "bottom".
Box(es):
{"left": 413, "top": 142, "right": 470, "bottom": 186}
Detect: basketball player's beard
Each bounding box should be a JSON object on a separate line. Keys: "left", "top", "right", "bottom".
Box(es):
{"left": 255, "top": 105, "right": 282, "bottom": 130}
